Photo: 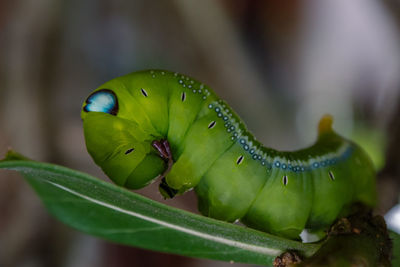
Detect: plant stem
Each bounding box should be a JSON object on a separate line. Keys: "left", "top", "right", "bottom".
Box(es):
{"left": 297, "top": 207, "right": 392, "bottom": 267}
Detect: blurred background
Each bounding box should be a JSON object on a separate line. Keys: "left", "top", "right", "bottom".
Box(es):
{"left": 1, "top": 0, "right": 400, "bottom": 266}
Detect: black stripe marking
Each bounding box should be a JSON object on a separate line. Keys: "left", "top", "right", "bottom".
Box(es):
{"left": 236, "top": 155, "right": 244, "bottom": 165}
{"left": 329, "top": 171, "right": 335, "bottom": 181}
{"left": 141, "top": 88, "right": 148, "bottom": 97}
{"left": 208, "top": 121, "right": 216, "bottom": 129}
{"left": 181, "top": 92, "right": 186, "bottom": 101}
{"left": 125, "top": 148, "right": 134, "bottom": 155}
{"left": 283, "top": 175, "right": 288, "bottom": 186}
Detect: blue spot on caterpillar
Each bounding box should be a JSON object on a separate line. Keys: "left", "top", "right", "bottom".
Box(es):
{"left": 83, "top": 89, "right": 118, "bottom": 115}
{"left": 81, "top": 70, "right": 376, "bottom": 240}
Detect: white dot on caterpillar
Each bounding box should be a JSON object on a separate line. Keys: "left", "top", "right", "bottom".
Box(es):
{"left": 202, "top": 96, "right": 207, "bottom": 100}
{"left": 141, "top": 88, "right": 148, "bottom": 97}
{"left": 161, "top": 71, "right": 165, "bottom": 75}
{"left": 282, "top": 175, "right": 288, "bottom": 186}
{"left": 181, "top": 92, "right": 186, "bottom": 102}
{"left": 188, "top": 85, "right": 192, "bottom": 89}
{"left": 174, "top": 73, "right": 178, "bottom": 76}
{"left": 328, "top": 171, "right": 335, "bottom": 181}
{"left": 150, "top": 70, "right": 154, "bottom": 74}
{"left": 179, "top": 80, "right": 183, "bottom": 84}
{"left": 208, "top": 121, "right": 216, "bottom": 129}
{"left": 236, "top": 155, "right": 244, "bottom": 165}
{"left": 152, "top": 75, "right": 155, "bottom": 78}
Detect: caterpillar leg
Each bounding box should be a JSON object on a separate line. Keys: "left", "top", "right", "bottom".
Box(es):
{"left": 151, "top": 139, "right": 181, "bottom": 199}
{"left": 152, "top": 139, "right": 174, "bottom": 178}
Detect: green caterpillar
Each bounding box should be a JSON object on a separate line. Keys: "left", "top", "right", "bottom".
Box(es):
{"left": 81, "top": 69, "right": 376, "bottom": 239}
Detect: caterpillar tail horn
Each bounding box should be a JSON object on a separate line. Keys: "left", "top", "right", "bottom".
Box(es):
{"left": 318, "top": 114, "right": 334, "bottom": 135}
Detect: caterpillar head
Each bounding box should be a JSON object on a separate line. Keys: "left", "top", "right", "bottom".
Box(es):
{"left": 81, "top": 76, "right": 167, "bottom": 190}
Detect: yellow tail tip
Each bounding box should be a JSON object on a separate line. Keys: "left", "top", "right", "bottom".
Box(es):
{"left": 318, "top": 114, "right": 334, "bottom": 134}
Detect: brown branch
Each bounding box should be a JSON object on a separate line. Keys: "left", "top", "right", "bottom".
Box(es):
{"left": 274, "top": 206, "right": 392, "bottom": 267}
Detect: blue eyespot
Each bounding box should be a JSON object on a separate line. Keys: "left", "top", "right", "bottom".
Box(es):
{"left": 84, "top": 89, "right": 118, "bottom": 115}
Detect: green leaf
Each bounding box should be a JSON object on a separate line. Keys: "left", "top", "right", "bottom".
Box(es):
{"left": 0, "top": 156, "right": 321, "bottom": 266}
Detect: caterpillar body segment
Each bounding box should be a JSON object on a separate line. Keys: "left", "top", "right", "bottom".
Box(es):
{"left": 81, "top": 70, "right": 376, "bottom": 239}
